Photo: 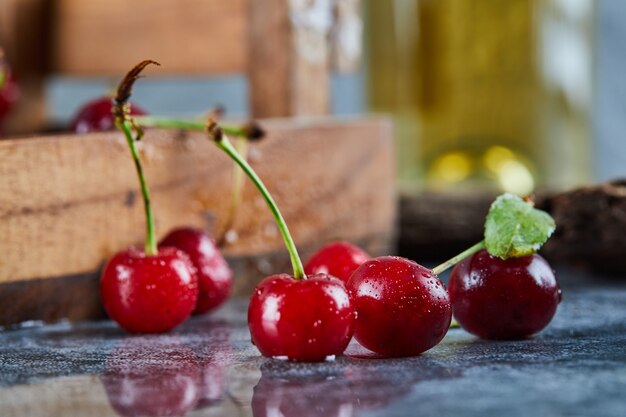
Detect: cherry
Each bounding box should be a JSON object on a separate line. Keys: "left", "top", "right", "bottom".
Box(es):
{"left": 248, "top": 273, "right": 355, "bottom": 362}
{"left": 201, "top": 121, "right": 355, "bottom": 361}
{"left": 347, "top": 256, "right": 452, "bottom": 357}
{"left": 69, "top": 96, "right": 145, "bottom": 133}
{"left": 448, "top": 249, "right": 561, "bottom": 340}
{"left": 304, "top": 241, "right": 370, "bottom": 284}
{"left": 102, "top": 339, "right": 202, "bottom": 417}
{"left": 160, "top": 227, "right": 233, "bottom": 315}
{"left": 0, "top": 51, "right": 19, "bottom": 126}
{"left": 101, "top": 247, "right": 198, "bottom": 333}
{"left": 100, "top": 60, "right": 198, "bottom": 333}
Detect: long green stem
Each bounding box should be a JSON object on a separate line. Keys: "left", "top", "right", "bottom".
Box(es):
{"left": 214, "top": 133, "right": 306, "bottom": 280}
{"left": 135, "top": 115, "right": 251, "bottom": 138}
{"left": 0, "top": 49, "right": 6, "bottom": 89}
{"left": 432, "top": 240, "right": 485, "bottom": 276}
{"left": 117, "top": 119, "right": 158, "bottom": 256}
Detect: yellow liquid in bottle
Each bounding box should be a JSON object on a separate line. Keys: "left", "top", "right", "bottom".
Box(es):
{"left": 366, "top": 0, "right": 593, "bottom": 194}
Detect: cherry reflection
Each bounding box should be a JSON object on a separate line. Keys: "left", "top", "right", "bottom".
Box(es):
{"left": 189, "top": 320, "right": 232, "bottom": 408}
{"left": 252, "top": 361, "right": 354, "bottom": 417}
{"left": 251, "top": 355, "right": 461, "bottom": 417}
{"left": 102, "top": 337, "right": 202, "bottom": 417}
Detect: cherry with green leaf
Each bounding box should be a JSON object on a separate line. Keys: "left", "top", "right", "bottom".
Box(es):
{"left": 100, "top": 61, "right": 199, "bottom": 333}
{"left": 448, "top": 194, "right": 561, "bottom": 339}
{"left": 346, "top": 193, "right": 559, "bottom": 356}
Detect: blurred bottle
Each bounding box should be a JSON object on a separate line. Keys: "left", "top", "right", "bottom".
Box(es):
{"left": 365, "top": 0, "right": 594, "bottom": 194}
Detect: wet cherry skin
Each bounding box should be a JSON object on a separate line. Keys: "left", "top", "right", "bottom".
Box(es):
{"left": 160, "top": 227, "right": 233, "bottom": 315}
{"left": 248, "top": 273, "right": 355, "bottom": 362}
{"left": 100, "top": 247, "right": 199, "bottom": 333}
{"left": 448, "top": 249, "right": 561, "bottom": 340}
{"left": 304, "top": 241, "right": 370, "bottom": 284}
{"left": 347, "top": 256, "right": 452, "bottom": 357}
{"left": 69, "top": 96, "right": 145, "bottom": 133}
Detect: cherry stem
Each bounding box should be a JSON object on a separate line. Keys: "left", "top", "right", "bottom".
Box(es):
{"left": 217, "top": 136, "right": 248, "bottom": 248}
{"left": 431, "top": 240, "right": 485, "bottom": 276}
{"left": 211, "top": 128, "right": 306, "bottom": 280}
{"left": 116, "top": 118, "right": 158, "bottom": 256}
{"left": 134, "top": 115, "right": 256, "bottom": 139}
{"left": 0, "top": 49, "right": 6, "bottom": 89}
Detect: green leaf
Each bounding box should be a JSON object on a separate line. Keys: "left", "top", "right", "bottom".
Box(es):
{"left": 484, "top": 193, "right": 556, "bottom": 259}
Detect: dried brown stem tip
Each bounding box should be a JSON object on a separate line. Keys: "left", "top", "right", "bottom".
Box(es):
{"left": 206, "top": 119, "right": 224, "bottom": 142}
{"left": 522, "top": 194, "right": 536, "bottom": 206}
{"left": 114, "top": 60, "right": 160, "bottom": 110}
{"left": 243, "top": 121, "right": 265, "bottom": 141}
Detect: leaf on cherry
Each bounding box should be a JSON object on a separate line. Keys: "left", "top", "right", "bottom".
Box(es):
{"left": 484, "top": 193, "right": 556, "bottom": 259}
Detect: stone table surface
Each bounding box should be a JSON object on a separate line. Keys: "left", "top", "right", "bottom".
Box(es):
{"left": 1, "top": 278, "right": 625, "bottom": 417}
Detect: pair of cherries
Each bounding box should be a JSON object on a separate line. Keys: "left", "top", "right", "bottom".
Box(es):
{"left": 100, "top": 227, "right": 232, "bottom": 333}
{"left": 251, "top": 240, "right": 560, "bottom": 360}
{"left": 248, "top": 241, "right": 451, "bottom": 360}
{"left": 71, "top": 61, "right": 234, "bottom": 333}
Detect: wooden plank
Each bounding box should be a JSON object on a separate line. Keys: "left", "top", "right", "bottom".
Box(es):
{"left": 50, "top": 0, "right": 247, "bottom": 75}
{"left": 0, "top": 116, "right": 395, "bottom": 287}
{"left": 330, "top": 0, "right": 363, "bottom": 73}
{"left": 540, "top": 180, "right": 626, "bottom": 276}
{"left": 248, "top": 0, "right": 331, "bottom": 117}
{"left": 0, "top": 232, "right": 392, "bottom": 326}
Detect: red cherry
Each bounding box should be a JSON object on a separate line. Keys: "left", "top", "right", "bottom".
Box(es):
{"left": 304, "top": 241, "right": 370, "bottom": 284}
{"left": 0, "top": 64, "right": 19, "bottom": 125}
{"left": 347, "top": 256, "right": 452, "bottom": 357}
{"left": 248, "top": 273, "right": 355, "bottom": 362}
{"left": 69, "top": 96, "right": 145, "bottom": 133}
{"left": 448, "top": 249, "right": 561, "bottom": 340}
{"left": 160, "top": 227, "right": 233, "bottom": 315}
{"left": 100, "top": 247, "right": 199, "bottom": 333}
{"left": 102, "top": 339, "right": 202, "bottom": 417}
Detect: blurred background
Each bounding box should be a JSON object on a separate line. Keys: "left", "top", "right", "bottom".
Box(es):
{"left": 1, "top": 0, "right": 625, "bottom": 191}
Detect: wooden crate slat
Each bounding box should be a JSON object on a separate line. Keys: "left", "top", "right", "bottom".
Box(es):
{"left": 248, "top": 0, "right": 331, "bottom": 117}
{"left": 50, "top": 0, "right": 248, "bottom": 75}
{"left": 0, "top": 117, "right": 395, "bottom": 285}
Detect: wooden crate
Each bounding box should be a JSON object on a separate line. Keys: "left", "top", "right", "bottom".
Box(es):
{"left": 0, "top": 116, "right": 395, "bottom": 326}
{"left": 0, "top": 0, "right": 363, "bottom": 133}
{"left": 0, "top": 0, "right": 396, "bottom": 327}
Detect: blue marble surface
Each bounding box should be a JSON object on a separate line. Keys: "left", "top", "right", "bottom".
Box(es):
{"left": 0, "top": 279, "right": 625, "bottom": 417}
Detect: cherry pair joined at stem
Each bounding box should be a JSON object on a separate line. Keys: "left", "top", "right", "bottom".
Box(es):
{"left": 100, "top": 61, "right": 233, "bottom": 333}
